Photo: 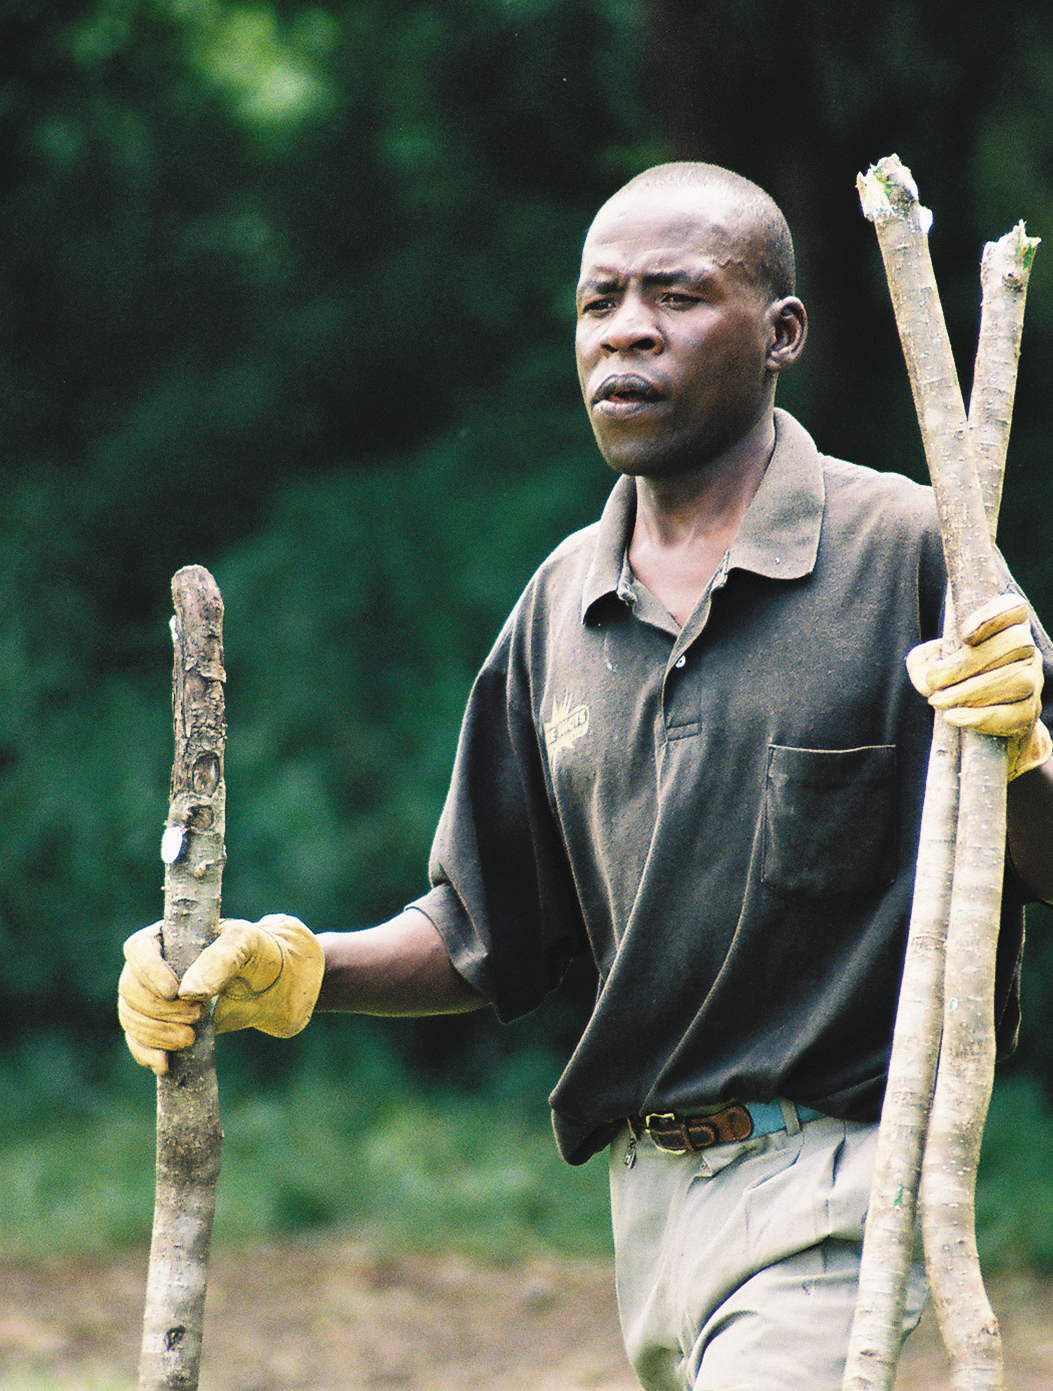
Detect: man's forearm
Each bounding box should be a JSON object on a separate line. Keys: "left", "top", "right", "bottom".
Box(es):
{"left": 1007, "top": 757, "right": 1053, "bottom": 904}
{"left": 314, "top": 909, "right": 485, "bottom": 1015}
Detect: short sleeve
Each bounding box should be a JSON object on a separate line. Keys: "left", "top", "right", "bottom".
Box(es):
{"left": 407, "top": 652, "right": 589, "bottom": 1023}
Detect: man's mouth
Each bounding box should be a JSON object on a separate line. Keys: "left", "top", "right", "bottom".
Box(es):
{"left": 592, "top": 374, "right": 664, "bottom": 416}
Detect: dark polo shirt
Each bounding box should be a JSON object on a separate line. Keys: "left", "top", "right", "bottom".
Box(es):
{"left": 411, "top": 410, "right": 1050, "bottom": 1164}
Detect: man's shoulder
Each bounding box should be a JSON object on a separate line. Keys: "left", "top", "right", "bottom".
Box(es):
{"left": 772, "top": 410, "right": 936, "bottom": 538}
{"left": 535, "top": 519, "right": 603, "bottom": 581}
{"left": 819, "top": 450, "right": 933, "bottom": 501}
{"left": 819, "top": 451, "right": 938, "bottom": 533}
{"left": 497, "top": 517, "right": 605, "bottom": 614}
{"left": 482, "top": 519, "right": 602, "bottom": 666}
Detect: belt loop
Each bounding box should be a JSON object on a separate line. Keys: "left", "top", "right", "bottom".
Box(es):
{"left": 779, "top": 1098, "right": 801, "bottom": 1135}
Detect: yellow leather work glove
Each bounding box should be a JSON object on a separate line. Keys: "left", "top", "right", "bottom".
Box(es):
{"left": 118, "top": 914, "right": 324, "bottom": 1075}
{"left": 906, "top": 593, "right": 1053, "bottom": 781}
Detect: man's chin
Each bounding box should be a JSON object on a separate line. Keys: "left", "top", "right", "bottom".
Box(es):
{"left": 597, "top": 442, "right": 702, "bottom": 481}
{"left": 591, "top": 416, "right": 765, "bottom": 482}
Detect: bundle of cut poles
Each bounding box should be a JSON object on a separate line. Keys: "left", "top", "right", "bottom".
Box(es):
{"left": 842, "top": 156, "right": 1040, "bottom": 1391}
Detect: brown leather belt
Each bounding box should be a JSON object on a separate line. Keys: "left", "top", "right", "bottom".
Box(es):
{"left": 628, "top": 1102, "right": 755, "bottom": 1152}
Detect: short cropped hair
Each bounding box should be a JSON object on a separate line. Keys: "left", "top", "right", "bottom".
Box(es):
{"left": 612, "top": 162, "right": 796, "bottom": 301}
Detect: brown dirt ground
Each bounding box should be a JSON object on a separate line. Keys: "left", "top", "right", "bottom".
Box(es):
{"left": 2, "top": 1239, "right": 1053, "bottom": 1389}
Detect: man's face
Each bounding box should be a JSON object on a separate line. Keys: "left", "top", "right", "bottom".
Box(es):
{"left": 575, "top": 189, "right": 779, "bottom": 479}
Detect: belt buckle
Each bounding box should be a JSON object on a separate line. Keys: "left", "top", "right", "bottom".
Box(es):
{"left": 637, "top": 1103, "right": 755, "bottom": 1152}
{"left": 643, "top": 1111, "right": 678, "bottom": 1132}
{"left": 643, "top": 1111, "right": 703, "bottom": 1154}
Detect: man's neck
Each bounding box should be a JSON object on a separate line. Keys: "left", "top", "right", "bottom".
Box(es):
{"left": 627, "top": 414, "right": 776, "bottom": 627}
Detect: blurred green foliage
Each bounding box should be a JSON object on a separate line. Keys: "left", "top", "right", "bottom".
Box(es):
{"left": 0, "top": 1032, "right": 613, "bottom": 1260}
{"left": 3, "top": 1033, "right": 1053, "bottom": 1276}
{"left": 3, "top": 0, "right": 1053, "bottom": 1106}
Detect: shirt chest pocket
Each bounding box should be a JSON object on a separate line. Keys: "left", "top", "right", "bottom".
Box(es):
{"left": 762, "top": 744, "right": 898, "bottom": 899}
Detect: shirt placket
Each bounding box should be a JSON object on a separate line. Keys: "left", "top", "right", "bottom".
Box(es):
{"left": 662, "top": 555, "right": 730, "bottom": 737}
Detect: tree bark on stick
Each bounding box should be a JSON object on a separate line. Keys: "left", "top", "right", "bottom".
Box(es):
{"left": 843, "top": 217, "right": 1038, "bottom": 1391}
{"left": 138, "top": 565, "right": 226, "bottom": 1391}
{"left": 856, "top": 157, "right": 1001, "bottom": 613}
{"left": 842, "top": 619, "right": 960, "bottom": 1391}
{"left": 919, "top": 223, "right": 1037, "bottom": 1391}
{"left": 848, "top": 156, "right": 1038, "bottom": 1391}
{"left": 969, "top": 226, "right": 1038, "bottom": 519}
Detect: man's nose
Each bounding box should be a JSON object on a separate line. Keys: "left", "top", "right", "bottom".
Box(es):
{"left": 601, "top": 296, "right": 663, "bottom": 354}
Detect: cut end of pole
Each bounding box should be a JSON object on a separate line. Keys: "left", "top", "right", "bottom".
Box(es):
{"left": 1010, "top": 219, "right": 1041, "bottom": 263}
{"left": 980, "top": 223, "right": 1041, "bottom": 300}
{"left": 857, "top": 154, "right": 933, "bottom": 234}
{"left": 172, "top": 564, "right": 224, "bottom": 610}
{"left": 982, "top": 222, "right": 1041, "bottom": 292}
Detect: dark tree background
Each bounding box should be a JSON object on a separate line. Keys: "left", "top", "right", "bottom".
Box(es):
{"left": 4, "top": 0, "right": 1053, "bottom": 1091}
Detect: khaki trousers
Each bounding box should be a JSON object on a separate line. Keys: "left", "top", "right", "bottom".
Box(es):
{"left": 608, "top": 1112, "right": 927, "bottom": 1391}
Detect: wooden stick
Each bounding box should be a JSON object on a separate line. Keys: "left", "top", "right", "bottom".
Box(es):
{"left": 920, "top": 224, "right": 1037, "bottom": 1391}
{"left": 843, "top": 215, "right": 1037, "bottom": 1391}
{"left": 848, "top": 155, "right": 1037, "bottom": 1391}
{"left": 969, "top": 226, "right": 1039, "bottom": 521}
{"left": 842, "top": 610, "right": 960, "bottom": 1391}
{"left": 856, "top": 156, "right": 1000, "bottom": 612}
{"left": 138, "top": 565, "right": 226, "bottom": 1391}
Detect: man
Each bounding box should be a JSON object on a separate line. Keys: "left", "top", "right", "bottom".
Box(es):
{"left": 119, "top": 163, "right": 1053, "bottom": 1390}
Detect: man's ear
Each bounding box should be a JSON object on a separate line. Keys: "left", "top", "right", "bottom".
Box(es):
{"left": 767, "top": 297, "right": 807, "bottom": 372}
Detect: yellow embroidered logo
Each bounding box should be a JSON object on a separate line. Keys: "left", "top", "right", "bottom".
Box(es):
{"left": 544, "top": 692, "right": 590, "bottom": 757}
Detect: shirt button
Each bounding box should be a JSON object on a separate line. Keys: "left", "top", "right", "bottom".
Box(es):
{"left": 674, "top": 655, "right": 687, "bottom": 668}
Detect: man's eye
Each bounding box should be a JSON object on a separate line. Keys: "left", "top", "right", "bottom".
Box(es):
{"left": 581, "top": 297, "right": 614, "bottom": 315}
{"left": 661, "top": 292, "right": 699, "bottom": 308}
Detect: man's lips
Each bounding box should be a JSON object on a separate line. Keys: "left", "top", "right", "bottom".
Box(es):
{"left": 591, "top": 373, "right": 665, "bottom": 417}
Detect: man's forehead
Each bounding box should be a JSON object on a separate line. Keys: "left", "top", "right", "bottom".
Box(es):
{"left": 579, "top": 187, "right": 751, "bottom": 279}
{"left": 576, "top": 250, "right": 725, "bottom": 292}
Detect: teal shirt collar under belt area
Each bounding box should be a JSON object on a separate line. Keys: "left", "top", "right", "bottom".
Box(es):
{"left": 580, "top": 408, "right": 826, "bottom": 624}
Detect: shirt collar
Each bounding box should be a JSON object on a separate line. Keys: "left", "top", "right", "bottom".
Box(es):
{"left": 725, "top": 409, "right": 825, "bottom": 581}
{"left": 581, "top": 408, "right": 825, "bottom": 623}
{"left": 581, "top": 474, "right": 637, "bottom": 620}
